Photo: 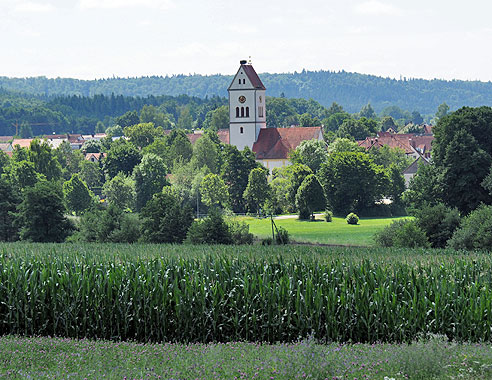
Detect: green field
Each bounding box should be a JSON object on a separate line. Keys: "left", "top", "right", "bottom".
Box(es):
{"left": 0, "top": 242, "right": 490, "bottom": 344}
{"left": 1, "top": 335, "right": 492, "bottom": 379}
{"left": 239, "top": 215, "right": 409, "bottom": 246}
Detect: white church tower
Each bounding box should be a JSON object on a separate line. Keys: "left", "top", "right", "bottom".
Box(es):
{"left": 228, "top": 59, "right": 266, "bottom": 150}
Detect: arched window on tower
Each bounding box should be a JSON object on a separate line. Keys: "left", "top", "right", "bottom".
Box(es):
{"left": 246, "top": 107, "right": 249, "bottom": 117}
{"left": 238, "top": 79, "right": 241, "bottom": 84}
{"left": 240, "top": 127, "right": 244, "bottom": 134}
{"left": 241, "top": 107, "right": 244, "bottom": 117}
{"left": 236, "top": 107, "right": 239, "bottom": 117}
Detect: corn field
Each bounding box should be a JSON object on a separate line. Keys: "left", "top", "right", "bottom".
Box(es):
{"left": 1, "top": 243, "right": 492, "bottom": 343}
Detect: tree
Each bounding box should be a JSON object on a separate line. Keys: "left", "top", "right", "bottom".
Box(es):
{"left": 326, "top": 102, "right": 344, "bottom": 116}
{"left": 102, "top": 172, "right": 136, "bottom": 210}
{"left": 209, "top": 105, "right": 229, "bottom": 131}
{"left": 403, "top": 163, "right": 444, "bottom": 212}
{"left": 327, "top": 138, "right": 365, "bottom": 154}
{"left": 79, "top": 160, "right": 103, "bottom": 188}
{"left": 284, "top": 163, "right": 313, "bottom": 207}
{"left": 166, "top": 130, "right": 193, "bottom": 167}
{"left": 295, "top": 174, "right": 325, "bottom": 220}
{"left": 177, "top": 106, "right": 193, "bottom": 129}
{"left": 3, "top": 160, "right": 45, "bottom": 192}
{"left": 415, "top": 203, "right": 461, "bottom": 248}
{"left": 318, "top": 152, "right": 385, "bottom": 215}
{"left": 386, "top": 164, "right": 406, "bottom": 205}
{"left": 124, "top": 122, "right": 164, "bottom": 149}
{"left": 337, "top": 119, "right": 371, "bottom": 140}
{"left": 411, "top": 111, "right": 424, "bottom": 125}
{"left": 186, "top": 208, "right": 232, "bottom": 245}
{"left": 17, "top": 180, "right": 73, "bottom": 242}
{"left": 368, "top": 145, "right": 412, "bottom": 172}
{"left": 0, "top": 150, "right": 9, "bottom": 175}
{"left": 28, "top": 139, "right": 62, "bottom": 180}
{"left": 105, "top": 125, "right": 124, "bottom": 137}
{"left": 19, "top": 121, "right": 33, "bottom": 138}
{"left": 81, "top": 139, "right": 103, "bottom": 153}
{"left": 133, "top": 153, "right": 169, "bottom": 211}
{"left": 381, "top": 116, "right": 397, "bottom": 131}
{"left": 299, "top": 113, "right": 320, "bottom": 127}
{"left": 289, "top": 139, "right": 328, "bottom": 173}
{"left": 200, "top": 173, "right": 229, "bottom": 209}
{"left": 140, "top": 105, "right": 173, "bottom": 129}
{"left": 55, "top": 140, "right": 84, "bottom": 180}
{"left": 358, "top": 103, "right": 377, "bottom": 119}
{"left": 115, "top": 110, "right": 139, "bottom": 128}
{"left": 63, "top": 174, "right": 94, "bottom": 215}
{"left": 0, "top": 177, "right": 20, "bottom": 241}
{"left": 140, "top": 187, "right": 193, "bottom": 243}
{"left": 432, "top": 107, "right": 492, "bottom": 214}
{"left": 435, "top": 102, "right": 450, "bottom": 121}
{"left": 220, "top": 145, "right": 259, "bottom": 213}
{"left": 192, "top": 134, "right": 218, "bottom": 173}
{"left": 243, "top": 167, "right": 270, "bottom": 215}
{"left": 104, "top": 139, "right": 141, "bottom": 178}
{"left": 322, "top": 112, "right": 351, "bottom": 133}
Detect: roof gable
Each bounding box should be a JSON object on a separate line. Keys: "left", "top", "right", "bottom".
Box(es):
{"left": 228, "top": 63, "right": 266, "bottom": 91}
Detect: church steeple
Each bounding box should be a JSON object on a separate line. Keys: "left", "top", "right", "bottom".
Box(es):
{"left": 228, "top": 60, "right": 266, "bottom": 151}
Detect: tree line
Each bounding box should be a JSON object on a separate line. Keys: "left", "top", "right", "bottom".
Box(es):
{"left": 2, "top": 69, "right": 492, "bottom": 114}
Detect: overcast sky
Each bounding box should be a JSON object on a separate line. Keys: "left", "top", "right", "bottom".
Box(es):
{"left": 1, "top": 0, "right": 491, "bottom": 81}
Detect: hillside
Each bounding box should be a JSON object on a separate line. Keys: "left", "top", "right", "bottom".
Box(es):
{"left": 1, "top": 70, "right": 491, "bottom": 115}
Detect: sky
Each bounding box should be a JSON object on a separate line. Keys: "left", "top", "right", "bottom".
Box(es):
{"left": 1, "top": 0, "right": 491, "bottom": 81}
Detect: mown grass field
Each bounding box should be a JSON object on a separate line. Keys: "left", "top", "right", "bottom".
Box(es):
{"left": 239, "top": 215, "right": 410, "bottom": 246}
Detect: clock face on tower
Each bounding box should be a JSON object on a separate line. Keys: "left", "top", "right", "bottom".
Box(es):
{"left": 238, "top": 95, "right": 246, "bottom": 103}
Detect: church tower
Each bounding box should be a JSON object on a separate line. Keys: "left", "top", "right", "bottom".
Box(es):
{"left": 228, "top": 59, "right": 266, "bottom": 150}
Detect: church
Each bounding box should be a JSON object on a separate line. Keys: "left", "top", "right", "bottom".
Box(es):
{"left": 227, "top": 60, "right": 324, "bottom": 170}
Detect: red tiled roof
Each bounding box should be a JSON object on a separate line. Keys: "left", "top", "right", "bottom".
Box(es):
{"left": 357, "top": 131, "right": 434, "bottom": 157}
{"left": 242, "top": 64, "right": 266, "bottom": 90}
{"left": 85, "top": 152, "right": 107, "bottom": 161}
{"left": 10, "top": 139, "right": 33, "bottom": 149}
{"left": 187, "top": 133, "right": 203, "bottom": 145}
{"left": 217, "top": 129, "right": 229, "bottom": 144}
{"left": 253, "top": 127, "right": 322, "bottom": 160}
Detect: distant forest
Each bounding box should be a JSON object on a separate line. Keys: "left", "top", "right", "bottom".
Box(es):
{"left": 1, "top": 69, "right": 492, "bottom": 115}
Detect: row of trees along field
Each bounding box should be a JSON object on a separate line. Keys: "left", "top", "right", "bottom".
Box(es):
{"left": 1, "top": 69, "right": 492, "bottom": 114}
{"left": 376, "top": 106, "right": 492, "bottom": 251}
{"left": 0, "top": 119, "right": 411, "bottom": 243}
{"left": 0, "top": 86, "right": 448, "bottom": 137}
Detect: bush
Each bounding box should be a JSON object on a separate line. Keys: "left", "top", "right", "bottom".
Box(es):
{"left": 346, "top": 213, "right": 359, "bottom": 225}
{"left": 228, "top": 220, "right": 254, "bottom": 245}
{"left": 415, "top": 203, "right": 461, "bottom": 248}
{"left": 186, "top": 208, "right": 233, "bottom": 245}
{"left": 448, "top": 204, "right": 492, "bottom": 250}
{"left": 374, "top": 219, "right": 430, "bottom": 248}
{"left": 324, "top": 210, "right": 333, "bottom": 222}
{"left": 275, "top": 226, "right": 290, "bottom": 244}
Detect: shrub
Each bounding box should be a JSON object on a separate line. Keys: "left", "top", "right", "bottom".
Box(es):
{"left": 275, "top": 226, "right": 290, "bottom": 245}
{"left": 448, "top": 204, "right": 492, "bottom": 250}
{"left": 261, "top": 237, "right": 273, "bottom": 245}
{"left": 324, "top": 210, "right": 333, "bottom": 222}
{"left": 186, "top": 208, "right": 233, "bottom": 245}
{"left": 228, "top": 220, "right": 254, "bottom": 245}
{"left": 415, "top": 203, "right": 461, "bottom": 248}
{"left": 374, "top": 219, "right": 430, "bottom": 248}
{"left": 346, "top": 213, "right": 359, "bottom": 225}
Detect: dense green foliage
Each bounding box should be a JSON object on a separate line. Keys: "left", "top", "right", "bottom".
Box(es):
{"left": 2, "top": 243, "right": 492, "bottom": 343}
{"left": 447, "top": 204, "right": 492, "bottom": 250}
{"left": 1, "top": 70, "right": 491, "bottom": 114}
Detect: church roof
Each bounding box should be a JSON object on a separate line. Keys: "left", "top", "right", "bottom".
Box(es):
{"left": 242, "top": 64, "right": 266, "bottom": 90}
{"left": 253, "top": 127, "right": 322, "bottom": 160}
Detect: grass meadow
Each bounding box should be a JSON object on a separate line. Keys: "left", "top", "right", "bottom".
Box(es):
{"left": 239, "top": 215, "right": 409, "bottom": 246}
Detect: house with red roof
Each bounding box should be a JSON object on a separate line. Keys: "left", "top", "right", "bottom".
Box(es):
{"left": 358, "top": 131, "right": 433, "bottom": 160}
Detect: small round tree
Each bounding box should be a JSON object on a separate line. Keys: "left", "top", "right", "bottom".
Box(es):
{"left": 243, "top": 167, "right": 270, "bottom": 215}
{"left": 295, "top": 174, "right": 326, "bottom": 220}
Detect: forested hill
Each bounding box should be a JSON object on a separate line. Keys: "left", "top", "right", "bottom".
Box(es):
{"left": 1, "top": 70, "right": 491, "bottom": 114}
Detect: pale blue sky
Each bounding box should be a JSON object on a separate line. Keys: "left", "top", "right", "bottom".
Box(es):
{"left": 1, "top": 0, "right": 491, "bottom": 81}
